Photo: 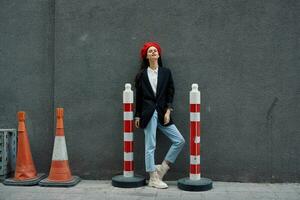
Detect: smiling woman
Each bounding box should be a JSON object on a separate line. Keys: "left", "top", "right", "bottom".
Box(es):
{"left": 134, "top": 42, "right": 185, "bottom": 189}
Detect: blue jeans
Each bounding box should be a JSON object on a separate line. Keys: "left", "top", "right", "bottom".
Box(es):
{"left": 144, "top": 110, "right": 185, "bottom": 172}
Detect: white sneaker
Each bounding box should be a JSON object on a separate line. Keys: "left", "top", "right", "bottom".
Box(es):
{"left": 156, "top": 162, "right": 170, "bottom": 180}
{"left": 148, "top": 171, "right": 168, "bottom": 189}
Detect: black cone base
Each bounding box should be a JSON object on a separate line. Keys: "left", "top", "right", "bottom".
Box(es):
{"left": 3, "top": 173, "right": 46, "bottom": 186}
{"left": 112, "top": 174, "right": 146, "bottom": 188}
{"left": 177, "top": 177, "right": 213, "bottom": 191}
{"left": 39, "top": 176, "right": 81, "bottom": 187}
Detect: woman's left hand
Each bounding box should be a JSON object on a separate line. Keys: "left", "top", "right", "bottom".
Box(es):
{"left": 164, "top": 110, "right": 171, "bottom": 125}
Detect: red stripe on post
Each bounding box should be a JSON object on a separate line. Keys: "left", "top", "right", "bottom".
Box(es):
{"left": 124, "top": 141, "right": 133, "bottom": 152}
{"left": 124, "top": 161, "right": 134, "bottom": 171}
{"left": 190, "top": 121, "right": 200, "bottom": 156}
{"left": 123, "top": 103, "right": 133, "bottom": 112}
{"left": 124, "top": 120, "right": 133, "bottom": 132}
{"left": 190, "top": 164, "right": 201, "bottom": 174}
{"left": 190, "top": 122, "right": 200, "bottom": 137}
{"left": 190, "top": 142, "right": 200, "bottom": 156}
{"left": 190, "top": 104, "right": 200, "bottom": 112}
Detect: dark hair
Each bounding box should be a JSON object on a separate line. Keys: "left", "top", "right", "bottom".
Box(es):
{"left": 134, "top": 57, "right": 163, "bottom": 87}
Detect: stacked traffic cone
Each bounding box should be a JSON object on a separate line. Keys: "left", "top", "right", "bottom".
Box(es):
{"left": 4, "top": 112, "right": 45, "bottom": 186}
{"left": 39, "top": 108, "right": 80, "bottom": 187}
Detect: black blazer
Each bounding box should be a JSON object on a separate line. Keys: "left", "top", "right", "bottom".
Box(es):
{"left": 135, "top": 67, "right": 174, "bottom": 129}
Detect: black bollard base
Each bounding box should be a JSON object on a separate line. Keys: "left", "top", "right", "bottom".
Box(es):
{"left": 177, "top": 177, "right": 213, "bottom": 191}
{"left": 112, "top": 174, "right": 146, "bottom": 188}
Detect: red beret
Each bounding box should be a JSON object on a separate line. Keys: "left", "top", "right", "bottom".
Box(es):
{"left": 140, "top": 42, "right": 162, "bottom": 59}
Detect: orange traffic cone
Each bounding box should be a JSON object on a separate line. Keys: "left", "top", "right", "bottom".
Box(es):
{"left": 39, "top": 108, "right": 80, "bottom": 187}
{"left": 4, "top": 112, "right": 45, "bottom": 186}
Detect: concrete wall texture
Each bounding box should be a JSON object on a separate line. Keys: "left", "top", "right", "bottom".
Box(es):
{"left": 0, "top": 0, "right": 299, "bottom": 182}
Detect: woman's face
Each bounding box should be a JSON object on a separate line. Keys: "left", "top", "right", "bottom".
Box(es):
{"left": 146, "top": 46, "right": 159, "bottom": 60}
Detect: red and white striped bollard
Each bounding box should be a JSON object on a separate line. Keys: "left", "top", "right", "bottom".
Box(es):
{"left": 190, "top": 83, "right": 201, "bottom": 180}
{"left": 177, "top": 83, "right": 213, "bottom": 191}
{"left": 112, "top": 83, "right": 145, "bottom": 188}
{"left": 123, "top": 83, "right": 134, "bottom": 177}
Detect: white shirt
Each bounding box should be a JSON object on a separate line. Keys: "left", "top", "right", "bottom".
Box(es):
{"left": 147, "top": 66, "right": 158, "bottom": 96}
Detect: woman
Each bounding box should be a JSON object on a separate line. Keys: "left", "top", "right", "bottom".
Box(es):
{"left": 134, "top": 42, "right": 185, "bottom": 189}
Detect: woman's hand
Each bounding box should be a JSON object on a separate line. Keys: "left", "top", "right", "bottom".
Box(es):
{"left": 164, "top": 109, "right": 171, "bottom": 125}
{"left": 135, "top": 118, "right": 140, "bottom": 128}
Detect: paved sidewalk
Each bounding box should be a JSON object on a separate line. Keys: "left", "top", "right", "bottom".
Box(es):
{"left": 0, "top": 180, "right": 300, "bottom": 200}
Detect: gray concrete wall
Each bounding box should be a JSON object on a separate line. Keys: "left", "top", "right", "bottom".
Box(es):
{"left": 1, "top": 0, "right": 299, "bottom": 182}
{"left": 0, "top": 0, "right": 55, "bottom": 173}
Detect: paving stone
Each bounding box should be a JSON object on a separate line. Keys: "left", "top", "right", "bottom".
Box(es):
{"left": 1, "top": 181, "right": 299, "bottom": 200}
{"left": 274, "top": 192, "right": 300, "bottom": 200}
{"left": 202, "top": 192, "right": 231, "bottom": 200}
